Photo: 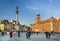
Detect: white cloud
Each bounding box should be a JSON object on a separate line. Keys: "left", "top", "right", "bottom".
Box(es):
{"left": 26, "top": 6, "right": 39, "bottom": 11}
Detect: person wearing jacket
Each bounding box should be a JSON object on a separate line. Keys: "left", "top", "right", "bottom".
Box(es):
{"left": 10, "top": 30, "right": 13, "bottom": 38}
{"left": 18, "top": 31, "right": 20, "bottom": 37}
{"left": 26, "top": 31, "right": 31, "bottom": 39}
{"left": 1, "top": 31, "right": 4, "bottom": 36}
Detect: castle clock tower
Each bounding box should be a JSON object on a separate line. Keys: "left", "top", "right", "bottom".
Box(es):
{"left": 36, "top": 12, "right": 40, "bottom": 24}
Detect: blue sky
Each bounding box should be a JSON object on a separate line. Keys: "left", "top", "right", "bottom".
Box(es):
{"left": 0, "top": 0, "right": 60, "bottom": 26}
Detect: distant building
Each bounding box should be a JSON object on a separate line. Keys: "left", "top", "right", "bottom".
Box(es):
{"left": 0, "top": 19, "right": 22, "bottom": 31}
{"left": 0, "top": 24, "right": 4, "bottom": 31}
{"left": 30, "top": 12, "right": 60, "bottom": 33}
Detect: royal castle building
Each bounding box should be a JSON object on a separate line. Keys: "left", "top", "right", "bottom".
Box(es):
{"left": 30, "top": 12, "right": 60, "bottom": 33}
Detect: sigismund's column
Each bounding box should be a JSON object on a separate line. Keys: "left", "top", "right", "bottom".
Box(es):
{"left": 16, "top": 6, "right": 19, "bottom": 24}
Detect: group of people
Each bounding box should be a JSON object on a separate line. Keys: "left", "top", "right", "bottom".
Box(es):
{"left": 1, "top": 30, "right": 20, "bottom": 38}
{"left": 10, "top": 31, "right": 20, "bottom": 38}
{"left": 1, "top": 30, "right": 31, "bottom": 39}
{"left": 10, "top": 30, "right": 31, "bottom": 39}
{"left": 44, "top": 32, "right": 51, "bottom": 38}
{"left": 1, "top": 31, "right": 51, "bottom": 39}
{"left": 26, "top": 31, "right": 51, "bottom": 39}
{"left": 26, "top": 31, "right": 31, "bottom": 39}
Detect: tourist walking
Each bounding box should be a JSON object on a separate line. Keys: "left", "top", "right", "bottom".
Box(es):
{"left": 45, "top": 32, "right": 49, "bottom": 38}
{"left": 10, "top": 31, "right": 13, "bottom": 38}
{"left": 37, "top": 32, "right": 38, "bottom": 35}
{"left": 48, "top": 32, "right": 51, "bottom": 38}
{"left": 26, "top": 31, "right": 31, "bottom": 39}
{"left": 1, "top": 31, "right": 4, "bottom": 36}
{"left": 45, "top": 32, "right": 51, "bottom": 38}
{"left": 18, "top": 31, "right": 20, "bottom": 37}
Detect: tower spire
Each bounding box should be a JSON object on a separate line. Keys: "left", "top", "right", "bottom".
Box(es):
{"left": 16, "top": 6, "right": 19, "bottom": 14}
{"left": 36, "top": 12, "right": 40, "bottom": 24}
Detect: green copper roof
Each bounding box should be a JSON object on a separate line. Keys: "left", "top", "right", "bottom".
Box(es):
{"left": 50, "top": 16, "right": 54, "bottom": 19}
{"left": 36, "top": 12, "right": 40, "bottom": 16}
